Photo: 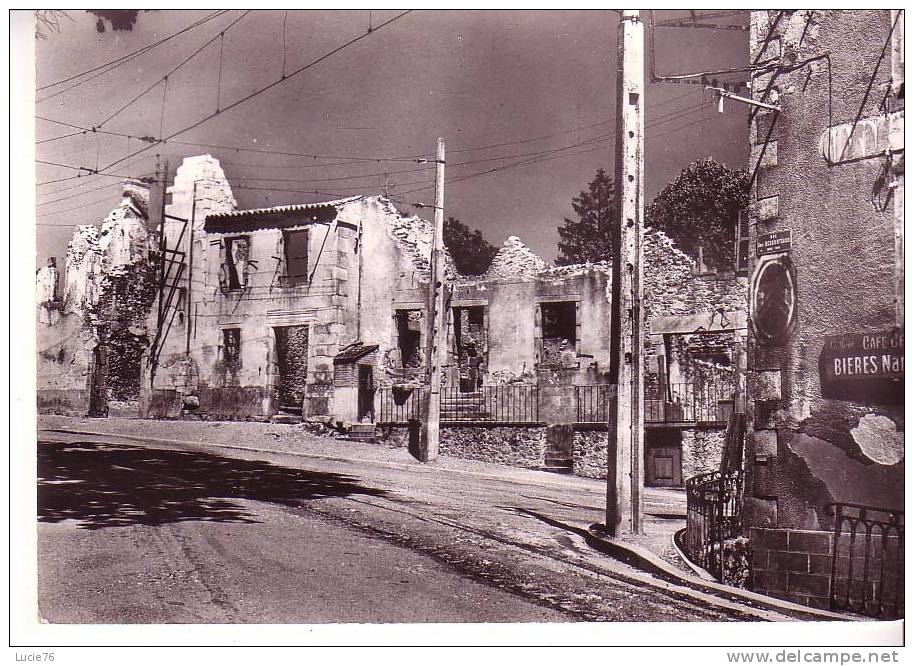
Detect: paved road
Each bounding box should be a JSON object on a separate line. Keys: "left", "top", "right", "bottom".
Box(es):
{"left": 37, "top": 428, "right": 787, "bottom": 623}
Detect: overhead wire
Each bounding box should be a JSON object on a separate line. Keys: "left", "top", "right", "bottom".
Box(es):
{"left": 93, "top": 11, "right": 415, "bottom": 177}
{"left": 95, "top": 11, "right": 251, "bottom": 129}
{"left": 36, "top": 10, "right": 228, "bottom": 100}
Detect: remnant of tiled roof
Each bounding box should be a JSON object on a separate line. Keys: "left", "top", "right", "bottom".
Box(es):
{"left": 333, "top": 341, "right": 380, "bottom": 364}
{"left": 479, "top": 236, "right": 547, "bottom": 282}
{"left": 206, "top": 196, "right": 365, "bottom": 222}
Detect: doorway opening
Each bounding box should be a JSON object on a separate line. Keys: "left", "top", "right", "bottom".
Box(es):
{"left": 274, "top": 325, "right": 309, "bottom": 413}
{"left": 645, "top": 428, "right": 683, "bottom": 487}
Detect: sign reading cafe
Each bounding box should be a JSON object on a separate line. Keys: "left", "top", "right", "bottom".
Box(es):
{"left": 818, "top": 330, "right": 904, "bottom": 401}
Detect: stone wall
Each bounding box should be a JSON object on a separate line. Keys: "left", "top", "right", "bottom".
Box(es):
{"left": 743, "top": 10, "right": 904, "bottom": 545}
{"left": 681, "top": 427, "right": 726, "bottom": 481}
{"left": 573, "top": 428, "right": 608, "bottom": 479}
{"left": 439, "top": 426, "right": 547, "bottom": 469}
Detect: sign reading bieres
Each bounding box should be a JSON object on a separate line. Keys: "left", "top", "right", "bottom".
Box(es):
{"left": 819, "top": 331, "right": 904, "bottom": 401}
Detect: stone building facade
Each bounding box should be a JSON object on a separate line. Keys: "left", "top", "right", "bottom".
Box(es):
{"left": 38, "top": 154, "right": 748, "bottom": 484}
{"left": 742, "top": 10, "right": 904, "bottom": 612}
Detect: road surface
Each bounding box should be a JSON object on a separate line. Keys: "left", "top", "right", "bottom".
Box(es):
{"left": 37, "top": 424, "right": 785, "bottom": 623}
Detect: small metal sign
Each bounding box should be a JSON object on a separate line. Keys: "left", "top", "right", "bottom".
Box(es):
{"left": 819, "top": 330, "right": 904, "bottom": 402}
{"left": 757, "top": 230, "right": 791, "bottom": 256}
{"left": 750, "top": 256, "right": 797, "bottom": 346}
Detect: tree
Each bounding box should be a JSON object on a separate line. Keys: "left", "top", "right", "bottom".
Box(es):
{"left": 443, "top": 217, "right": 498, "bottom": 276}
{"left": 556, "top": 168, "right": 616, "bottom": 265}
{"left": 646, "top": 158, "right": 749, "bottom": 271}
{"left": 88, "top": 10, "right": 153, "bottom": 32}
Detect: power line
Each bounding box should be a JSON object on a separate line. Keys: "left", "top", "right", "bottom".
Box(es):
{"left": 96, "top": 11, "right": 251, "bottom": 129}
{"left": 36, "top": 11, "right": 229, "bottom": 100}
{"left": 96, "top": 11, "right": 415, "bottom": 177}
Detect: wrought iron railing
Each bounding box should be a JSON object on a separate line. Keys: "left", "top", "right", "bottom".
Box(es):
{"left": 440, "top": 385, "right": 540, "bottom": 423}
{"left": 685, "top": 468, "right": 745, "bottom": 580}
{"left": 645, "top": 381, "right": 734, "bottom": 424}
{"left": 376, "top": 386, "right": 426, "bottom": 424}
{"left": 826, "top": 502, "right": 904, "bottom": 619}
{"left": 575, "top": 384, "right": 614, "bottom": 423}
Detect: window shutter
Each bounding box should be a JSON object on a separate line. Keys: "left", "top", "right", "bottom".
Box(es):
{"left": 734, "top": 209, "right": 750, "bottom": 274}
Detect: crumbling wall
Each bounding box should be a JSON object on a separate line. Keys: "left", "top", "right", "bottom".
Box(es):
{"left": 37, "top": 183, "right": 157, "bottom": 415}
{"left": 744, "top": 10, "right": 904, "bottom": 538}
{"left": 681, "top": 427, "right": 726, "bottom": 480}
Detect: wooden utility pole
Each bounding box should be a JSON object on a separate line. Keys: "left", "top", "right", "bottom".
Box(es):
{"left": 420, "top": 138, "right": 447, "bottom": 462}
{"left": 607, "top": 10, "right": 645, "bottom": 536}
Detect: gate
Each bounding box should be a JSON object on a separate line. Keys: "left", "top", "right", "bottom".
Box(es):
{"left": 685, "top": 468, "right": 745, "bottom": 580}
{"left": 826, "top": 502, "right": 904, "bottom": 619}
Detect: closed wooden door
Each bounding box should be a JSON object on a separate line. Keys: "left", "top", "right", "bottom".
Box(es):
{"left": 646, "top": 445, "right": 682, "bottom": 487}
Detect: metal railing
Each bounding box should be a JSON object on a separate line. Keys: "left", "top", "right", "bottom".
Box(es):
{"left": 438, "top": 385, "right": 540, "bottom": 423}
{"left": 645, "top": 381, "right": 734, "bottom": 424}
{"left": 575, "top": 385, "right": 614, "bottom": 423}
{"left": 376, "top": 386, "right": 426, "bottom": 424}
{"left": 376, "top": 384, "right": 542, "bottom": 424}
{"left": 826, "top": 502, "right": 904, "bottom": 619}
{"left": 685, "top": 468, "right": 745, "bottom": 580}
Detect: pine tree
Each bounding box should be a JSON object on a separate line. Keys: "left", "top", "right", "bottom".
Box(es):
{"left": 555, "top": 168, "right": 616, "bottom": 265}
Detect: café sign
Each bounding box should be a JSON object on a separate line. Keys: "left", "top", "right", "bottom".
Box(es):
{"left": 819, "top": 330, "right": 904, "bottom": 401}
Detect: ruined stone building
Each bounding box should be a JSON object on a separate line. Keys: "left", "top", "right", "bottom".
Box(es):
{"left": 37, "top": 180, "right": 157, "bottom": 417}
{"left": 742, "top": 10, "right": 904, "bottom": 614}
{"left": 37, "top": 153, "right": 747, "bottom": 485}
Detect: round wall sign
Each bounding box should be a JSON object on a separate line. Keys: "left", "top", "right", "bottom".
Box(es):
{"left": 750, "top": 256, "right": 797, "bottom": 346}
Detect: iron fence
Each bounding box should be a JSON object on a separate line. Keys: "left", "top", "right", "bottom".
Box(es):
{"left": 685, "top": 468, "right": 745, "bottom": 580}
{"left": 376, "top": 386, "right": 426, "bottom": 424}
{"left": 440, "top": 385, "right": 539, "bottom": 423}
{"left": 826, "top": 502, "right": 904, "bottom": 619}
{"left": 575, "top": 385, "right": 615, "bottom": 423}
{"left": 376, "top": 384, "right": 628, "bottom": 425}
{"left": 645, "top": 381, "right": 734, "bottom": 424}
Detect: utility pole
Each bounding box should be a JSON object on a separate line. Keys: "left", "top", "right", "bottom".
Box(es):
{"left": 607, "top": 10, "right": 645, "bottom": 536}
{"left": 420, "top": 138, "right": 447, "bottom": 462}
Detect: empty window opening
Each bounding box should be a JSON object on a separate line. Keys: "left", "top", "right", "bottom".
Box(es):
{"left": 283, "top": 229, "right": 309, "bottom": 285}
{"left": 541, "top": 301, "right": 577, "bottom": 366}
{"left": 221, "top": 236, "right": 251, "bottom": 290}
{"left": 222, "top": 328, "right": 241, "bottom": 364}
{"left": 395, "top": 309, "right": 423, "bottom": 368}
{"left": 453, "top": 306, "right": 486, "bottom": 392}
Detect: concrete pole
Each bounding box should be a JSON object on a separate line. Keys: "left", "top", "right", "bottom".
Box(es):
{"left": 420, "top": 138, "right": 446, "bottom": 462}
{"left": 607, "top": 10, "right": 645, "bottom": 536}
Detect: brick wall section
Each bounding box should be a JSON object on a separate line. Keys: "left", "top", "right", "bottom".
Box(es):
{"left": 750, "top": 527, "right": 834, "bottom": 611}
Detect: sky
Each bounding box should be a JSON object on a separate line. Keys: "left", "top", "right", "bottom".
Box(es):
{"left": 33, "top": 9, "right": 750, "bottom": 265}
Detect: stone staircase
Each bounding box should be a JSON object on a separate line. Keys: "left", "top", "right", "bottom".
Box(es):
{"left": 342, "top": 422, "right": 377, "bottom": 442}
{"left": 440, "top": 391, "right": 491, "bottom": 421}
{"left": 542, "top": 423, "right": 574, "bottom": 474}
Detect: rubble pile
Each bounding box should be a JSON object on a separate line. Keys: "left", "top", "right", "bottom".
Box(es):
{"left": 380, "top": 198, "right": 459, "bottom": 279}
{"left": 479, "top": 236, "right": 546, "bottom": 282}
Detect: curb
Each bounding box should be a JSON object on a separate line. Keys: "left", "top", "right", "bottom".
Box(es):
{"left": 38, "top": 425, "right": 605, "bottom": 494}
{"left": 584, "top": 524, "right": 860, "bottom": 622}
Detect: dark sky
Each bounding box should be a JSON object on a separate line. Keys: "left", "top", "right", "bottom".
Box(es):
{"left": 34, "top": 10, "right": 749, "bottom": 264}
